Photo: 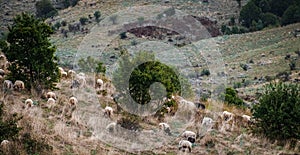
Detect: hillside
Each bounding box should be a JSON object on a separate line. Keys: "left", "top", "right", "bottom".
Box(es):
{"left": 0, "top": 0, "right": 300, "bottom": 155}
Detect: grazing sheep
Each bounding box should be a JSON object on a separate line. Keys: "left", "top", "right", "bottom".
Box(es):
{"left": 178, "top": 140, "right": 192, "bottom": 152}
{"left": 69, "top": 96, "right": 78, "bottom": 107}
{"left": 106, "top": 122, "right": 117, "bottom": 133}
{"left": 96, "top": 78, "right": 103, "bottom": 88}
{"left": 182, "top": 130, "right": 196, "bottom": 143}
{"left": 202, "top": 117, "right": 214, "bottom": 130}
{"left": 159, "top": 122, "right": 171, "bottom": 135}
{"left": 0, "top": 140, "right": 10, "bottom": 151}
{"left": 104, "top": 106, "right": 113, "bottom": 118}
{"left": 13, "top": 80, "right": 25, "bottom": 91}
{"left": 47, "top": 98, "right": 55, "bottom": 108}
{"left": 61, "top": 71, "right": 68, "bottom": 78}
{"left": 46, "top": 91, "right": 57, "bottom": 100}
{"left": 58, "top": 67, "right": 64, "bottom": 73}
{"left": 0, "top": 55, "right": 5, "bottom": 60}
{"left": 222, "top": 111, "right": 235, "bottom": 122}
{"left": 3, "top": 80, "right": 13, "bottom": 90}
{"left": 68, "top": 70, "right": 76, "bottom": 78}
{"left": 0, "top": 69, "right": 5, "bottom": 76}
{"left": 25, "top": 99, "right": 33, "bottom": 108}
{"left": 242, "top": 114, "right": 253, "bottom": 126}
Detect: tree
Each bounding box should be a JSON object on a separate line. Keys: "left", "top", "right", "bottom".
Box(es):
{"left": 0, "top": 13, "right": 59, "bottom": 90}
{"left": 281, "top": 5, "right": 300, "bottom": 26}
{"left": 252, "top": 82, "right": 300, "bottom": 140}
{"left": 258, "top": 0, "right": 271, "bottom": 13}
{"left": 261, "top": 12, "right": 279, "bottom": 27}
{"left": 35, "top": 0, "right": 58, "bottom": 19}
{"left": 239, "top": 1, "right": 262, "bottom": 27}
{"left": 94, "top": 11, "right": 101, "bottom": 22}
{"left": 269, "top": 0, "right": 295, "bottom": 17}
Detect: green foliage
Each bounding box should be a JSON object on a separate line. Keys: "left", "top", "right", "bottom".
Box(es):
{"left": 35, "top": 0, "right": 58, "bottom": 19}
{"left": 239, "top": 1, "right": 262, "bottom": 27}
{"left": 0, "top": 104, "right": 21, "bottom": 142}
{"left": 261, "top": 13, "right": 279, "bottom": 27}
{"left": 77, "top": 56, "right": 104, "bottom": 73}
{"left": 95, "top": 62, "right": 106, "bottom": 74}
{"left": 54, "top": 21, "right": 61, "bottom": 30}
{"left": 225, "top": 87, "right": 244, "bottom": 106}
{"left": 252, "top": 82, "right": 300, "bottom": 140}
{"left": 113, "top": 50, "right": 190, "bottom": 105}
{"left": 201, "top": 69, "right": 210, "bottom": 76}
{"left": 281, "top": 5, "right": 300, "bottom": 26}
{"left": 94, "top": 11, "right": 101, "bottom": 21}
{"left": 22, "top": 133, "right": 52, "bottom": 154}
{"left": 79, "top": 17, "right": 88, "bottom": 25}
{"left": 1, "top": 13, "right": 59, "bottom": 90}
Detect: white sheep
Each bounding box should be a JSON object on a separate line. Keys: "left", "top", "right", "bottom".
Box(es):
{"left": 96, "top": 78, "right": 103, "bottom": 88}
{"left": 46, "top": 91, "right": 57, "bottom": 100}
{"left": 47, "top": 98, "right": 56, "bottom": 108}
{"left": 178, "top": 140, "right": 192, "bottom": 152}
{"left": 104, "top": 106, "right": 113, "bottom": 118}
{"left": 0, "top": 140, "right": 10, "bottom": 151}
{"left": 158, "top": 122, "right": 171, "bottom": 135}
{"left": 0, "top": 54, "right": 5, "bottom": 60}
{"left": 242, "top": 114, "right": 253, "bottom": 126}
{"left": 68, "top": 70, "right": 76, "bottom": 78}
{"left": 202, "top": 117, "right": 214, "bottom": 130}
{"left": 222, "top": 111, "right": 235, "bottom": 122}
{"left": 69, "top": 96, "right": 78, "bottom": 107}
{"left": 106, "top": 122, "right": 117, "bottom": 133}
{"left": 58, "top": 67, "right": 64, "bottom": 73}
{"left": 25, "top": 99, "right": 33, "bottom": 108}
{"left": 181, "top": 130, "right": 196, "bottom": 143}
{"left": 3, "top": 80, "right": 13, "bottom": 90}
{"left": 13, "top": 80, "right": 25, "bottom": 91}
{"left": 61, "top": 71, "right": 68, "bottom": 78}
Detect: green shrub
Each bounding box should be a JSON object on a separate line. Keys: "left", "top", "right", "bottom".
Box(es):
{"left": 79, "top": 17, "right": 88, "bottom": 25}
{"left": 94, "top": 11, "right": 101, "bottom": 22}
{"left": 201, "top": 69, "right": 210, "bottom": 76}
{"left": 252, "top": 82, "right": 300, "bottom": 140}
{"left": 224, "top": 87, "right": 244, "bottom": 106}
{"left": 35, "top": 0, "right": 58, "bottom": 19}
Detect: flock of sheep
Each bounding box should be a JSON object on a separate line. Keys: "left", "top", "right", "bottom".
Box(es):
{"left": 0, "top": 53, "right": 255, "bottom": 153}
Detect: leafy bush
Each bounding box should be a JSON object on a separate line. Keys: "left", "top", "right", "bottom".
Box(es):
{"left": 94, "top": 11, "right": 101, "bottom": 21}
{"left": 35, "top": 0, "right": 58, "bottom": 19}
{"left": 118, "top": 114, "right": 141, "bottom": 131}
{"left": 119, "top": 32, "right": 127, "bottom": 39}
{"left": 201, "top": 69, "right": 210, "bottom": 76}
{"left": 0, "top": 104, "right": 21, "bottom": 142}
{"left": 79, "top": 17, "right": 88, "bottom": 25}
{"left": 252, "top": 82, "right": 300, "bottom": 140}
{"left": 224, "top": 87, "right": 244, "bottom": 106}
